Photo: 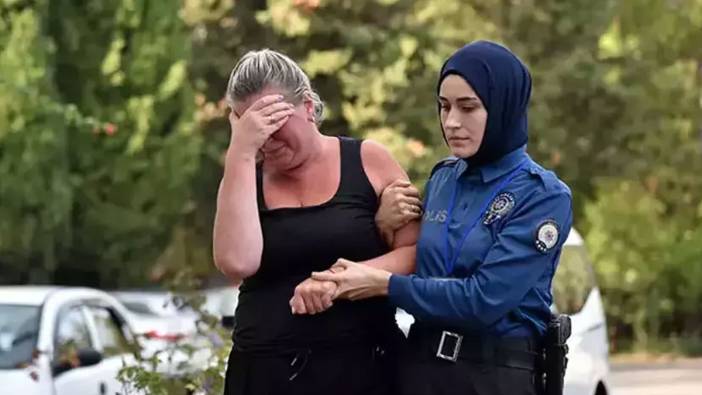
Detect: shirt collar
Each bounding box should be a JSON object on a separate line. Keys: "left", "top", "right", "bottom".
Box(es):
{"left": 456, "top": 145, "right": 528, "bottom": 183}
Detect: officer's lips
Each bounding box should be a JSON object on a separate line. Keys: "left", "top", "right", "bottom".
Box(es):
{"left": 447, "top": 136, "right": 472, "bottom": 143}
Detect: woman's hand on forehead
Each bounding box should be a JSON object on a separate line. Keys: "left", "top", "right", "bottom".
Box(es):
{"left": 226, "top": 94, "right": 295, "bottom": 156}
{"left": 232, "top": 94, "right": 285, "bottom": 117}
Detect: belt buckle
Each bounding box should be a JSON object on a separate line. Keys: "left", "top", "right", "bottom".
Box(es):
{"left": 436, "top": 330, "right": 463, "bottom": 362}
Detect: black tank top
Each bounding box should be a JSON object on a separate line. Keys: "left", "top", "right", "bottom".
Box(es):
{"left": 232, "top": 137, "right": 396, "bottom": 354}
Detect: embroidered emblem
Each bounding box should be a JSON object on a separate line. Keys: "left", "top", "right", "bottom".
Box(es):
{"left": 535, "top": 220, "right": 560, "bottom": 253}
{"left": 483, "top": 192, "right": 516, "bottom": 225}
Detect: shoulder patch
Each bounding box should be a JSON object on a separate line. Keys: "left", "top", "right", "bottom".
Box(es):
{"left": 534, "top": 220, "right": 560, "bottom": 254}
{"left": 430, "top": 156, "right": 459, "bottom": 177}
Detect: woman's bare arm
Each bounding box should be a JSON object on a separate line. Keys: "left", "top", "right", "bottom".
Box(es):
{"left": 213, "top": 153, "right": 263, "bottom": 282}
{"left": 213, "top": 96, "right": 294, "bottom": 281}
{"left": 360, "top": 140, "right": 420, "bottom": 274}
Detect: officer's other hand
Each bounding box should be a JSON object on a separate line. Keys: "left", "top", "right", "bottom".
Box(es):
{"left": 311, "top": 259, "right": 391, "bottom": 301}
{"left": 289, "top": 277, "right": 337, "bottom": 315}
{"left": 376, "top": 179, "right": 422, "bottom": 245}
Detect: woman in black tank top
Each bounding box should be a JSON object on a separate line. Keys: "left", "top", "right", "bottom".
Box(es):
{"left": 213, "top": 50, "right": 420, "bottom": 395}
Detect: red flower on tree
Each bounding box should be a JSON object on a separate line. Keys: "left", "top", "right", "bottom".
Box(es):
{"left": 104, "top": 123, "right": 118, "bottom": 136}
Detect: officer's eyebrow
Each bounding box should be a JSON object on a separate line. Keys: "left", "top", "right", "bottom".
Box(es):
{"left": 438, "top": 95, "right": 479, "bottom": 103}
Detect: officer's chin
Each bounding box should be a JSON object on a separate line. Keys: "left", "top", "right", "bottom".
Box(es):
{"left": 448, "top": 145, "right": 478, "bottom": 159}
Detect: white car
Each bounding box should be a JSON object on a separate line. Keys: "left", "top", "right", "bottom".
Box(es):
{"left": 111, "top": 290, "right": 199, "bottom": 357}
{"left": 112, "top": 290, "right": 224, "bottom": 376}
{"left": 0, "top": 286, "right": 143, "bottom": 395}
{"left": 552, "top": 229, "right": 611, "bottom": 395}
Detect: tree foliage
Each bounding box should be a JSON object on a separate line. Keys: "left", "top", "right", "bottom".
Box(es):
{"left": 1, "top": 0, "right": 201, "bottom": 287}
{"left": 1, "top": 0, "right": 701, "bottom": 349}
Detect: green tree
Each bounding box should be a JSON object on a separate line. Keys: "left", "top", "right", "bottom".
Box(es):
{"left": 0, "top": 1, "right": 78, "bottom": 283}
{"left": 0, "top": 0, "right": 202, "bottom": 287}
{"left": 582, "top": 0, "right": 702, "bottom": 348}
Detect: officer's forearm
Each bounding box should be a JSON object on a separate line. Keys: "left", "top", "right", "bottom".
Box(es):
{"left": 388, "top": 265, "right": 540, "bottom": 329}
{"left": 362, "top": 245, "right": 416, "bottom": 275}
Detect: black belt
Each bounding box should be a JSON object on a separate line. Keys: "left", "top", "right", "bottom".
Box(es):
{"left": 408, "top": 325, "right": 541, "bottom": 371}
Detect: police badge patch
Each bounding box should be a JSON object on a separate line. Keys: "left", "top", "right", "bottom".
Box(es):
{"left": 483, "top": 192, "right": 516, "bottom": 225}
{"left": 535, "top": 220, "right": 560, "bottom": 253}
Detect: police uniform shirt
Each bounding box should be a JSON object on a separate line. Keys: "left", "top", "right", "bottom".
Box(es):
{"left": 388, "top": 145, "right": 573, "bottom": 337}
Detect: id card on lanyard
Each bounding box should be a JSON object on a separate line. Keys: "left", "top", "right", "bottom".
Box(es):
{"left": 443, "top": 160, "right": 528, "bottom": 275}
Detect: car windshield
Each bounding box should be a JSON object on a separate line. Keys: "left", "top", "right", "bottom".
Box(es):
{"left": 0, "top": 304, "right": 41, "bottom": 369}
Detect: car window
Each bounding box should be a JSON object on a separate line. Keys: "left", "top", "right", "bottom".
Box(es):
{"left": 0, "top": 304, "right": 40, "bottom": 369}
{"left": 121, "top": 301, "right": 155, "bottom": 316}
{"left": 86, "top": 306, "right": 133, "bottom": 357}
{"left": 54, "top": 306, "right": 93, "bottom": 371}
{"left": 552, "top": 245, "right": 596, "bottom": 315}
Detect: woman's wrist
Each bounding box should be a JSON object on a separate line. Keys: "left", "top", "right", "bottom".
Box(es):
{"left": 226, "top": 144, "right": 258, "bottom": 164}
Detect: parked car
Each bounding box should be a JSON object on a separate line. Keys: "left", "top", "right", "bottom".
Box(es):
{"left": 552, "top": 229, "right": 611, "bottom": 395}
{"left": 111, "top": 289, "right": 224, "bottom": 376}
{"left": 395, "top": 228, "right": 612, "bottom": 395}
{"left": 0, "top": 286, "right": 143, "bottom": 395}
{"left": 110, "top": 290, "right": 199, "bottom": 357}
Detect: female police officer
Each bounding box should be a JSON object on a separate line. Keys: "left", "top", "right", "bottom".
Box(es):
{"left": 312, "top": 40, "right": 573, "bottom": 395}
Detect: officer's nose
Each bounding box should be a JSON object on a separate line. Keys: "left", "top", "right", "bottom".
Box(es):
{"left": 444, "top": 110, "right": 461, "bottom": 130}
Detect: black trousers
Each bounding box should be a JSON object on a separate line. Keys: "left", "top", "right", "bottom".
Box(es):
{"left": 397, "top": 329, "right": 540, "bottom": 395}
{"left": 223, "top": 343, "right": 398, "bottom": 395}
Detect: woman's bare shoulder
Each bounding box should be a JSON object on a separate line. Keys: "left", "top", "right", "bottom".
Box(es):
{"left": 360, "top": 139, "right": 408, "bottom": 196}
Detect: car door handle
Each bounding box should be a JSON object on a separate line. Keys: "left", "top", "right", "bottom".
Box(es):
{"left": 99, "top": 381, "right": 107, "bottom": 395}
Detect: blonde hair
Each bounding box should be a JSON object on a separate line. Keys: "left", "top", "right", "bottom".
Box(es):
{"left": 226, "top": 49, "right": 325, "bottom": 125}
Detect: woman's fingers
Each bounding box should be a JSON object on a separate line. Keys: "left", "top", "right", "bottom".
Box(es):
{"left": 262, "top": 115, "right": 292, "bottom": 137}
{"left": 290, "top": 296, "right": 307, "bottom": 315}
{"left": 301, "top": 293, "right": 317, "bottom": 314}
{"left": 322, "top": 291, "right": 334, "bottom": 309}
{"left": 290, "top": 284, "right": 336, "bottom": 314}
{"left": 312, "top": 286, "right": 329, "bottom": 313}
{"left": 267, "top": 107, "right": 294, "bottom": 122}
{"left": 259, "top": 101, "right": 294, "bottom": 116}
{"left": 249, "top": 94, "right": 284, "bottom": 111}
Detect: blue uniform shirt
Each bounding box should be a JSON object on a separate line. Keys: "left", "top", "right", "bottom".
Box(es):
{"left": 388, "top": 146, "right": 573, "bottom": 337}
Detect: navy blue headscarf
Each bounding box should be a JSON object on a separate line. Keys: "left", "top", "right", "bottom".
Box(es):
{"left": 438, "top": 40, "right": 532, "bottom": 166}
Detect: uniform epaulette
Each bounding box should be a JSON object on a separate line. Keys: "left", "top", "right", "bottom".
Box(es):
{"left": 430, "top": 156, "right": 460, "bottom": 177}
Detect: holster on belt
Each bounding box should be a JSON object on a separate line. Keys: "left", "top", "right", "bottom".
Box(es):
{"left": 537, "top": 314, "right": 572, "bottom": 395}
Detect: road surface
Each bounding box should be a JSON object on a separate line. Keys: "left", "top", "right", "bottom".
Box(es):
{"left": 610, "top": 358, "right": 702, "bottom": 395}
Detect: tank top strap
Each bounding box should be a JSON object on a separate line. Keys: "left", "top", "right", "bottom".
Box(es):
{"left": 255, "top": 164, "right": 267, "bottom": 210}
{"left": 335, "top": 136, "right": 378, "bottom": 204}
